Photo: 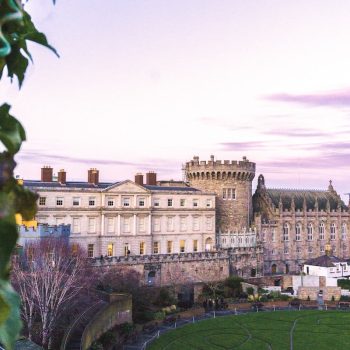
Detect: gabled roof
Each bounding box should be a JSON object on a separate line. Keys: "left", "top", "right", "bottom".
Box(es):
{"left": 304, "top": 254, "right": 345, "bottom": 267}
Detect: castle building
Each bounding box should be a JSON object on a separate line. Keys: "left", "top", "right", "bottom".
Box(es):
{"left": 253, "top": 174, "right": 350, "bottom": 275}
{"left": 24, "top": 167, "right": 216, "bottom": 258}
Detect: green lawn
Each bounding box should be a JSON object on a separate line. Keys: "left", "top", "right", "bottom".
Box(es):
{"left": 149, "top": 310, "right": 350, "bottom": 350}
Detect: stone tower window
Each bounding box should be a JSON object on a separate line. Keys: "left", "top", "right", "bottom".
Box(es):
{"left": 295, "top": 223, "right": 301, "bottom": 241}
{"left": 319, "top": 222, "right": 325, "bottom": 240}
{"left": 307, "top": 223, "right": 313, "bottom": 241}
{"left": 283, "top": 223, "right": 289, "bottom": 241}
{"left": 330, "top": 223, "right": 336, "bottom": 240}
{"left": 223, "top": 188, "right": 236, "bottom": 200}
{"left": 342, "top": 223, "right": 347, "bottom": 240}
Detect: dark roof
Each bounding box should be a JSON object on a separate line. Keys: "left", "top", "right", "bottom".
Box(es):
{"left": 304, "top": 254, "right": 345, "bottom": 267}
{"left": 266, "top": 188, "right": 346, "bottom": 211}
{"left": 143, "top": 185, "right": 200, "bottom": 192}
{"left": 24, "top": 180, "right": 114, "bottom": 189}
{"left": 23, "top": 181, "right": 201, "bottom": 192}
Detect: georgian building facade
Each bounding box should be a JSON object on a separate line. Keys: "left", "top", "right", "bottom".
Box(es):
{"left": 24, "top": 168, "right": 216, "bottom": 258}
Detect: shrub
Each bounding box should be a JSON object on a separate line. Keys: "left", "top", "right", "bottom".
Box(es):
{"left": 120, "top": 322, "right": 135, "bottom": 336}
{"left": 338, "top": 279, "right": 350, "bottom": 290}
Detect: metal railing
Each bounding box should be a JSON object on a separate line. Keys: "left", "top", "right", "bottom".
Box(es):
{"left": 123, "top": 303, "right": 350, "bottom": 350}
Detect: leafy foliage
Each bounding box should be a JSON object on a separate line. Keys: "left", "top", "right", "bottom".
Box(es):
{"left": 0, "top": 1, "right": 57, "bottom": 348}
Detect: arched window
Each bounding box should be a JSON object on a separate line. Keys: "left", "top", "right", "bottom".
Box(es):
{"left": 330, "top": 223, "right": 336, "bottom": 240}
{"left": 295, "top": 223, "right": 301, "bottom": 241}
{"left": 319, "top": 222, "right": 325, "bottom": 240}
{"left": 342, "top": 223, "right": 347, "bottom": 240}
{"left": 307, "top": 223, "right": 313, "bottom": 241}
{"left": 283, "top": 223, "right": 289, "bottom": 241}
{"left": 271, "top": 264, "right": 277, "bottom": 274}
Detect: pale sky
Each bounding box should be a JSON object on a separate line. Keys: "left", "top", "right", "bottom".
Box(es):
{"left": 1, "top": 1, "right": 350, "bottom": 199}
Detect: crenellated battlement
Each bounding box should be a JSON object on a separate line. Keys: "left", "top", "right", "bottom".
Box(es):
{"left": 185, "top": 155, "right": 255, "bottom": 181}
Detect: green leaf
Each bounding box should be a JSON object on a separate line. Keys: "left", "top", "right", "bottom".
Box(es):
{"left": 0, "top": 280, "right": 22, "bottom": 350}
{"left": 0, "top": 103, "right": 26, "bottom": 154}
{"left": 0, "top": 217, "right": 18, "bottom": 279}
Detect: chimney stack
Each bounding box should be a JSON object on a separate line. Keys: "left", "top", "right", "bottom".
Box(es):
{"left": 135, "top": 173, "right": 144, "bottom": 186}
{"left": 58, "top": 169, "right": 66, "bottom": 184}
{"left": 146, "top": 171, "right": 157, "bottom": 186}
{"left": 88, "top": 168, "right": 99, "bottom": 185}
{"left": 41, "top": 166, "right": 53, "bottom": 182}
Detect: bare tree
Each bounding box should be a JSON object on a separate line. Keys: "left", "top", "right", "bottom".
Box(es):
{"left": 11, "top": 239, "right": 92, "bottom": 349}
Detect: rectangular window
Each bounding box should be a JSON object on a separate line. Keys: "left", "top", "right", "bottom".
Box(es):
{"left": 56, "top": 197, "right": 63, "bottom": 206}
{"left": 167, "top": 216, "right": 174, "bottom": 231}
{"left": 231, "top": 189, "right": 236, "bottom": 200}
{"left": 193, "top": 199, "right": 199, "bottom": 207}
{"left": 223, "top": 188, "right": 236, "bottom": 200}
{"left": 222, "top": 189, "right": 226, "bottom": 199}
{"left": 167, "top": 241, "right": 173, "bottom": 254}
{"left": 193, "top": 239, "right": 198, "bottom": 252}
{"left": 88, "top": 218, "right": 96, "bottom": 233}
{"left": 167, "top": 199, "right": 173, "bottom": 207}
{"left": 89, "top": 197, "right": 96, "bottom": 206}
{"left": 107, "top": 243, "right": 113, "bottom": 257}
{"left": 180, "top": 199, "right": 186, "bottom": 207}
{"left": 193, "top": 217, "right": 200, "bottom": 231}
{"left": 124, "top": 243, "right": 130, "bottom": 256}
{"left": 72, "top": 218, "right": 80, "bottom": 233}
{"left": 271, "top": 229, "right": 276, "bottom": 242}
{"left": 72, "top": 197, "right": 80, "bottom": 206}
{"left": 139, "top": 216, "right": 145, "bottom": 232}
{"left": 180, "top": 240, "right": 185, "bottom": 253}
{"left": 139, "top": 242, "right": 145, "bottom": 255}
{"left": 153, "top": 241, "right": 159, "bottom": 254}
{"left": 206, "top": 199, "right": 212, "bottom": 208}
{"left": 138, "top": 198, "right": 145, "bottom": 207}
{"left": 107, "top": 217, "right": 114, "bottom": 233}
{"left": 206, "top": 217, "right": 212, "bottom": 231}
{"left": 107, "top": 197, "right": 114, "bottom": 207}
{"left": 227, "top": 188, "right": 232, "bottom": 199}
{"left": 122, "top": 197, "right": 130, "bottom": 207}
{"left": 123, "top": 217, "right": 131, "bottom": 232}
{"left": 71, "top": 243, "right": 78, "bottom": 255}
{"left": 153, "top": 217, "right": 161, "bottom": 232}
{"left": 153, "top": 199, "right": 160, "bottom": 207}
{"left": 87, "top": 244, "right": 94, "bottom": 258}
{"left": 56, "top": 217, "right": 63, "bottom": 226}
{"left": 39, "top": 197, "right": 46, "bottom": 206}
{"left": 180, "top": 216, "right": 187, "bottom": 231}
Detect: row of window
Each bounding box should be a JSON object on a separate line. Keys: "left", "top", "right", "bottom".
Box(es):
{"left": 87, "top": 239, "right": 201, "bottom": 258}
{"left": 281, "top": 222, "right": 347, "bottom": 242}
{"left": 221, "top": 236, "right": 256, "bottom": 245}
{"left": 270, "top": 244, "right": 344, "bottom": 256}
{"left": 39, "top": 196, "right": 213, "bottom": 208}
{"left": 66, "top": 215, "right": 214, "bottom": 234}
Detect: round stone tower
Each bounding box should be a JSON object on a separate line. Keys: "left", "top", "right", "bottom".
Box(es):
{"left": 185, "top": 155, "right": 256, "bottom": 233}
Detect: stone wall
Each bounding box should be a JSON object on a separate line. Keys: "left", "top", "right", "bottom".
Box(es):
{"left": 93, "top": 248, "right": 264, "bottom": 286}
{"left": 81, "top": 294, "right": 132, "bottom": 350}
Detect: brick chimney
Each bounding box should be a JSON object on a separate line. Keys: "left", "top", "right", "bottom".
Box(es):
{"left": 58, "top": 169, "right": 66, "bottom": 184}
{"left": 88, "top": 168, "right": 99, "bottom": 185}
{"left": 146, "top": 171, "right": 157, "bottom": 186}
{"left": 41, "top": 166, "right": 53, "bottom": 182}
{"left": 135, "top": 173, "right": 144, "bottom": 186}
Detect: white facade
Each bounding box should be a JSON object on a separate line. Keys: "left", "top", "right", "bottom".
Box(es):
{"left": 303, "top": 261, "right": 350, "bottom": 278}
{"left": 27, "top": 180, "right": 216, "bottom": 257}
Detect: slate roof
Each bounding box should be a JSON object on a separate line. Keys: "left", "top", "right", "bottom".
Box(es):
{"left": 304, "top": 254, "right": 345, "bottom": 267}
{"left": 266, "top": 188, "right": 346, "bottom": 211}
{"left": 24, "top": 180, "right": 115, "bottom": 189}
{"left": 143, "top": 185, "right": 200, "bottom": 192}
{"left": 24, "top": 181, "right": 200, "bottom": 192}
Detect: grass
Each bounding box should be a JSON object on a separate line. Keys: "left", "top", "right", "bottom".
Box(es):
{"left": 148, "top": 310, "right": 350, "bottom": 350}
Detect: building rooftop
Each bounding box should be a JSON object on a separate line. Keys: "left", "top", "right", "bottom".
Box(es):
{"left": 304, "top": 254, "right": 346, "bottom": 267}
